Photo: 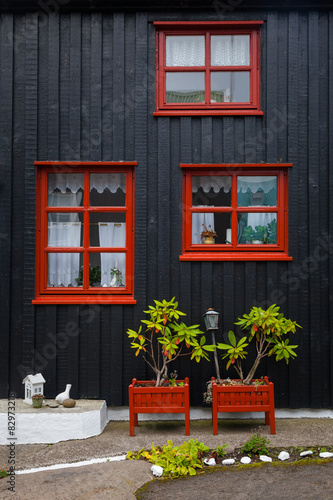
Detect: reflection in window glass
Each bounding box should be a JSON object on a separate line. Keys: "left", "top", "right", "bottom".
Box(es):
{"left": 166, "top": 36, "right": 205, "bottom": 66}
{"left": 192, "top": 212, "right": 231, "bottom": 244}
{"left": 47, "top": 253, "right": 82, "bottom": 287}
{"left": 90, "top": 173, "right": 126, "bottom": 206}
{"left": 237, "top": 176, "right": 277, "bottom": 207}
{"left": 166, "top": 72, "right": 205, "bottom": 103}
{"left": 211, "top": 35, "right": 250, "bottom": 66}
{"left": 211, "top": 72, "right": 250, "bottom": 102}
{"left": 192, "top": 176, "right": 232, "bottom": 207}
{"left": 89, "top": 253, "right": 126, "bottom": 287}
{"left": 237, "top": 213, "right": 277, "bottom": 244}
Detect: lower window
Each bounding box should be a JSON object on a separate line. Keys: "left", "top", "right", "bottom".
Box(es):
{"left": 33, "top": 161, "right": 137, "bottom": 304}
{"left": 180, "top": 163, "right": 292, "bottom": 261}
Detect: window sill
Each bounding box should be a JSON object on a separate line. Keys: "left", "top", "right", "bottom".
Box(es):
{"left": 154, "top": 110, "right": 264, "bottom": 117}
{"left": 180, "top": 252, "right": 292, "bottom": 262}
{"left": 32, "top": 295, "right": 137, "bottom": 305}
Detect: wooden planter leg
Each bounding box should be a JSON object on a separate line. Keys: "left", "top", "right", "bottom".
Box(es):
{"left": 212, "top": 382, "right": 218, "bottom": 435}
{"left": 269, "top": 384, "right": 276, "bottom": 434}
{"left": 185, "top": 390, "right": 190, "bottom": 436}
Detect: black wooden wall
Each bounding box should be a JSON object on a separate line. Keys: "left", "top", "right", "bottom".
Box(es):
{"left": 0, "top": 4, "right": 332, "bottom": 408}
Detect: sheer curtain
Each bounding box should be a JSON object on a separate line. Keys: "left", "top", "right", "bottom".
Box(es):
{"left": 192, "top": 210, "right": 215, "bottom": 244}
{"left": 98, "top": 223, "right": 126, "bottom": 286}
{"left": 166, "top": 35, "right": 205, "bottom": 66}
{"left": 47, "top": 192, "right": 82, "bottom": 287}
{"left": 211, "top": 35, "right": 250, "bottom": 66}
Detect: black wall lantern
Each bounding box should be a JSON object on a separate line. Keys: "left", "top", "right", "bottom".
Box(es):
{"left": 203, "top": 308, "right": 220, "bottom": 380}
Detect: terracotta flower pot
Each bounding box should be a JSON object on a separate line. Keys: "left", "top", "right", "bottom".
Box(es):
{"left": 128, "top": 378, "right": 190, "bottom": 436}
{"left": 211, "top": 376, "right": 276, "bottom": 435}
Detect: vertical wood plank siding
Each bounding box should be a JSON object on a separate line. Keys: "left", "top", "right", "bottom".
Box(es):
{"left": 0, "top": 8, "right": 332, "bottom": 408}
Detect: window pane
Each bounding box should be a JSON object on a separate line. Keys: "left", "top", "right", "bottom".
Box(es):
{"left": 90, "top": 173, "right": 126, "bottom": 206}
{"left": 192, "top": 176, "right": 231, "bottom": 207}
{"left": 237, "top": 176, "right": 277, "bottom": 207}
{"left": 47, "top": 252, "right": 82, "bottom": 287}
{"left": 237, "top": 213, "right": 277, "bottom": 244}
{"left": 211, "top": 35, "right": 250, "bottom": 66}
{"left": 166, "top": 35, "right": 205, "bottom": 66}
{"left": 192, "top": 212, "right": 231, "bottom": 244}
{"left": 211, "top": 72, "right": 250, "bottom": 102}
{"left": 166, "top": 72, "right": 205, "bottom": 103}
{"left": 48, "top": 173, "right": 84, "bottom": 206}
{"left": 90, "top": 213, "right": 126, "bottom": 247}
{"left": 47, "top": 214, "right": 83, "bottom": 247}
{"left": 89, "top": 253, "right": 126, "bottom": 287}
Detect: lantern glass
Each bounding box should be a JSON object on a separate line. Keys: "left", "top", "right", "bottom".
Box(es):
{"left": 203, "top": 309, "right": 219, "bottom": 330}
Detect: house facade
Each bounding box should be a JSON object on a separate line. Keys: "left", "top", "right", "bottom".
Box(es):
{"left": 0, "top": 0, "right": 332, "bottom": 408}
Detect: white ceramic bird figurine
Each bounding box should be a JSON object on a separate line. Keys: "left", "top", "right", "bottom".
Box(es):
{"left": 55, "top": 384, "right": 72, "bottom": 404}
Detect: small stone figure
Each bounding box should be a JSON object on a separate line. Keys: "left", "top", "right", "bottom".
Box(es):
{"left": 55, "top": 384, "right": 72, "bottom": 404}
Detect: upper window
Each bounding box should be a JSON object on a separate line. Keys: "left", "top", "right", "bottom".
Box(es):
{"left": 154, "top": 21, "right": 263, "bottom": 116}
{"left": 180, "top": 163, "right": 292, "bottom": 261}
{"left": 33, "top": 162, "right": 136, "bottom": 304}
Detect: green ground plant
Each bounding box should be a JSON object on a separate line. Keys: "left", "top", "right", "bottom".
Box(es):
{"left": 240, "top": 428, "right": 271, "bottom": 456}
{"left": 127, "top": 439, "right": 212, "bottom": 477}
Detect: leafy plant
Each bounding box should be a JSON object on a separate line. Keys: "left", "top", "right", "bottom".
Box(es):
{"left": 76, "top": 265, "right": 101, "bottom": 286}
{"left": 201, "top": 224, "right": 217, "bottom": 239}
{"left": 214, "top": 444, "right": 229, "bottom": 457}
{"left": 217, "top": 304, "right": 301, "bottom": 385}
{"left": 240, "top": 428, "right": 271, "bottom": 456}
{"left": 0, "top": 465, "right": 8, "bottom": 478}
{"left": 110, "top": 267, "right": 124, "bottom": 287}
{"left": 127, "top": 297, "right": 215, "bottom": 387}
{"left": 267, "top": 219, "right": 277, "bottom": 243}
{"left": 127, "top": 439, "right": 210, "bottom": 477}
{"left": 31, "top": 393, "right": 44, "bottom": 400}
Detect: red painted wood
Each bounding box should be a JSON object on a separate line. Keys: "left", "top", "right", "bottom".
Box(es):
{"left": 128, "top": 378, "right": 190, "bottom": 437}
{"left": 33, "top": 161, "right": 136, "bottom": 304}
{"left": 211, "top": 377, "right": 276, "bottom": 435}
{"left": 180, "top": 164, "right": 291, "bottom": 262}
{"left": 154, "top": 21, "right": 262, "bottom": 115}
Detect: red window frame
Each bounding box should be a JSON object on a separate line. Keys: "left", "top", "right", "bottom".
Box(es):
{"left": 154, "top": 21, "right": 263, "bottom": 116}
{"left": 33, "top": 161, "right": 137, "bottom": 304}
{"left": 180, "top": 163, "right": 292, "bottom": 261}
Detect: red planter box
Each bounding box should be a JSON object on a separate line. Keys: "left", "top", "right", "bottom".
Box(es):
{"left": 211, "top": 376, "right": 276, "bottom": 435}
{"left": 128, "top": 378, "right": 190, "bottom": 436}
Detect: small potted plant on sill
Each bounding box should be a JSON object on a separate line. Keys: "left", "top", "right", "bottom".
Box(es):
{"left": 201, "top": 224, "right": 217, "bottom": 244}
{"left": 205, "top": 304, "right": 301, "bottom": 435}
{"left": 127, "top": 297, "right": 215, "bottom": 436}
{"left": 31, "top": 394, "right": 45, "bottom": 408}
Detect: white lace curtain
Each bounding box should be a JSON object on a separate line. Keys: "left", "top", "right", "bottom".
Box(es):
{"left": 192, "top": 208, "right": 215, "bottom": 244}
{"left": 98, "top": 223, "right": 126, "bottom": 287}
{"left": 166, "top": 35, "right": 205, "bottom": 66}
{"left": 165, "top": 35, "right": 250, "bottom": 67}
{"left": 48, "top": 173, "right": 126, "bottom": 194}
{"left": 47, "top": 192, "right": 82, "bottom": 287}
{"left": 211, "top": 35, "right": 250, "bottom": 66}
{"left": 192, "top": 176, "right": 276, "bottom": 194}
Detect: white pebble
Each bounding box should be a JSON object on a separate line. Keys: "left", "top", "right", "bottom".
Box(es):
{"left": 222, "top": 458, "right": 235, "bottom": 465}
{"left": 204, "top": 458, "right": 216, "bottom": 466}
{"left": 260, "top": 455, "right": 272, "bottom": 462}
{"left": 300, "top": 450, "right": 313, "bottom": 457}
{"left": 278, "top": 451, "right": 290, "bottom": 461}
{"left": 240, "top": 456, "right": 251, "bottom": 464}
{"left": 319, "top": 452, "right": 333, "bottom": 458}
{"left": 151, "top": 465, "right": 163, "bottom": 477}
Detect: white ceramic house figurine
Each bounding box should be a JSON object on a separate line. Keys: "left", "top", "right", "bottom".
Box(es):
{"left": 23, "top": 373, "right": 46, "bottom": 405}
{"left": 55, "top": 384, "right": 72, "bottom": 404}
